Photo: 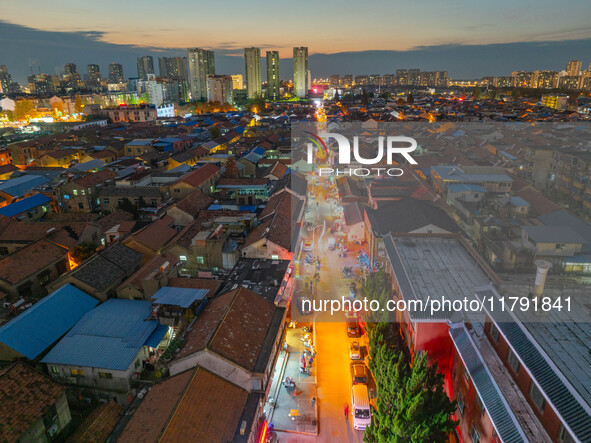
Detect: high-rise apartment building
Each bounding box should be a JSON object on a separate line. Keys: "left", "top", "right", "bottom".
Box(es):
{"left": 0, "top": 65, "right": 12, "bottom": 93}
{"left": 266, "top": 51, "right": 280, "bottom": 100}
{"left": 293, "top": 47, "right": 308, "bottom": 98}
{"left": 159, "top": 57, "right": 188, "bottom": 81}
{"left": 188, "top": 48, "right": 215, "bottom": 101}
{"left": 64, "top": 63, "right": 77, "bottom": 77}
{"left": 86, "top": 64, "right": 101, "bottom": 82}
{"left": 231, "top": 74, "right": 244, "bottom": 90}
{"left": 207, "top": 75, "right": 234, "bottom": 105}
{"left": 244, "top": 47, "right": 262, "bottom": 99}
{"left": 566, "top": 60, "right": 582, "bottom": 76}
{"left": 108, "top": 63, "right": 125, "bottom": 83}
{"left": 137, "top": 56, "right": 155, "bottom": 81}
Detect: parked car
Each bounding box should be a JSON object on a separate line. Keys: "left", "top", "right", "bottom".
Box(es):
{"left": 347, "top": 322, "right": 361, "bottom": 338}
{"left": 350, "top": 363, "right": 369, "bottom": 385}
{"left": 349, "top": 341, "right": 361, "bottom": 360}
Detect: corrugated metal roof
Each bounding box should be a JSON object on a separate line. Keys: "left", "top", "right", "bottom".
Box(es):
{"left": 0, "top": 193, "right": 50, "bottom": 217}
{"left": 450, "top": 324, "right": 527, "bottom": 443}
{"left": 478, "top": 287, "right": 591, "bottom": 442}
{"left": 0, "top": 175, "right": 50, "bottom": 198}
{"left": 145, "top": 324, "right": 169, "bottom": 348}
{"left": 42, "top": 299, "right": 160, "bottom": 370}
{"left": 0, "top": 284, "right": 98, "bottom": 360}
{"left": 448, "top": 183, "right": 487, "bottom": 193}
{"left": 151, "top": 287, "right": 208, "bottom": 308}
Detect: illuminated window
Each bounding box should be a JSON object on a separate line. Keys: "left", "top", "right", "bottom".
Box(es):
{"left": 70, "top": 368, "right": 85, "bottom": 377}
{"left": 180, "top": 255, "right": 187, "bottom": 261}
{"left": 197, "top": 256, "right": 204, "bottom": 264}
{"left": 272, "top": 255, "right": 279, "bottom": 260}
{"left": 73, "top": 190, "right": 78, "bottom": 196}
{"left": 98, "top": 372, "right": 113, "bottom": 379}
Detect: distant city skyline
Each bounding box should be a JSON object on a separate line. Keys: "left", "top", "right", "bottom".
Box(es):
{"left": 2, "top": 0, "right": 591, "bottom": 83}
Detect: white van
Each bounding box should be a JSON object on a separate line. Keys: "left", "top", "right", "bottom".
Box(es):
{"left": 351, "top": 384, "right": 371, "bottom": 430}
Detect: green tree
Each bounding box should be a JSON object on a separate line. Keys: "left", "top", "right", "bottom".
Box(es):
{"left": 224, "top": 156, "right": 240, "bottom": 178}
{"left": 70, "top": 242, "right": 97, "bottom": 264}
{"left": 74, "top": 94, "right": 84, "bottom": 113}
{"left": 360, "top": 270, "right": 391, "bottom": 324}
{"left": 14, "top": 99, "right": 35, "bottom": 120}
{"left": 365, "top": 350, "right": 457, "bottom": 443}
{"left": 406, "top": 92, "right": 414, "bottom": 105}
{"left": 210, "top": 126, "right": 221, "bottom": 138}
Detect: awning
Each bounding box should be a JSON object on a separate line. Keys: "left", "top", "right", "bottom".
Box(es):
{"left": 145, "top": 324, "right": 169, "bottom": 348}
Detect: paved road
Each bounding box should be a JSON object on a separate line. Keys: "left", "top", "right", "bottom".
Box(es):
{"left": 302, "top": 175, "right": 366, "bottom": 442}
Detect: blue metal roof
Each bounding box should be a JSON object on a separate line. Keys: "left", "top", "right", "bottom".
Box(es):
{"left": 0, "top": 175, "right": 50, "bottom": 198}
{"left": 448, "top": 184, "right": 487, "bottom": 193}
{"left": 509, "top": 196, "right": 529, "bottom": 207}
{"left": 151, "top": 287, "right": 208, "bottom": 308}
{"left": 0, "top": 284, "right": 98, "bottom": 360}
{"left": 71, "top": 159, "right": 105, "bottom": 172}
{"left": 145, "top": 324, "right": 169, "bottom": 348}
{"left": 0, "top": 193, "right": 51, "bottom": 217}
{"left": 42, "top": 299, "right": 161, "bottom": 371}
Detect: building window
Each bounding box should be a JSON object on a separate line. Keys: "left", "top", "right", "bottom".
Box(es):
{"left": 476, "top": 393, "right": 485, "bottom": 415}
{"left": 98, "top": 372, "right": 113, "bottom": 379}
{"left": 559, "top": 425, "right": 576, "bottom": 443}
{"left": 196, "top": 256, "right": 204, "bottom": 264}
{"left": 38, "top": 270, "right": 51, "bottom": 287}
{"left": 78, "top": 203, "right": 84, "bottom": 209}
{"left": 555, "top": 243, "right": 565, "bottom": 250}
{"left": 103, "top": 198, "right": 110, "bottom": 204}
{"left": 70, "top": 368, "right": 85, "bottom": 377}
{"left": 42, "top": 404, "right": 58, "bottom": 430}
{"left": 272, "top": 255, "right": 279, "bottom": 260}
{"left": 463, "top": 363, "right": 470, "bottom": 381}
{"left": 50, "top": 366, "right": 59, "bottom": 374}
{"left": 174, "top": 188, "right": 180, "bottom": 193}
{"left": 73, "top": 189, "right": 78, "bottom": 196}
{"left": 490, "top": 323, "right": 500, "bottom": 342}
{"left": 457, "top": 391, "right": 465, "bottom": 415}
{"left": 507, "top": 348, "right": 520, "bottom": 374}
{"left": 180, "top": 255, "right": 187, "bottom": 261}
{"left": 470, "top": 425, "right": 480, "bottom": 443}
{"left": 529, "top": 382, "right": 546, "bottom": 412}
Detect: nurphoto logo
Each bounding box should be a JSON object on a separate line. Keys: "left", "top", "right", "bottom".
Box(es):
{"left": 305, "top": 132, "right": 419, "bottom": 177}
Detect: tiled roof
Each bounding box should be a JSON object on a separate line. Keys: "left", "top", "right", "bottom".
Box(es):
{"left": 173, "top": 190, "right": 213, "bottom": 218}
{"left": 0, "top": 284, "right": 98, "bottom": 360}
{"left": 0, "top": 221, "right": 89, "bottom": 243}
{"left": 0, "top": 164, "right": 18, "bottom": 175}
{"left": 98, "top": 186, "right": 162, "bottom": 198}
{"left": 71, "top": 243, "right": 142, "bottom": 292}
{"left": 176, "top": 287, "right": 276, "bottom": 372}
{"left": 0, "top": 239, "right": 68, "bottom": 285}
{"left": 176, "top": 292, "right": 234, "bottom": 359}
{"left": 119, "top": 252, "right": 180, "bottom": 291}
{"left": 217, "top": 177, "right": 269, "bottom": 187}
{"left": 96, "top": 209, "right": 135, "bottom": 233}
{"left": 0, "top": 362, "right": 66, "bottom": 442}
{"left": 118, "top": 370, "right": 193, "bottom": 443}
{"left": 129, "top": 216, "right": 177, "bottom": 251}
{"left": 67, "top": 401, "right": 123, "bottom": 443}
{"left": 72, "top": 169, "right": 117, "bottom": 188}
{"left": 180, "top": 164, "right": 220, "bottom": 187}
{"left": 160, "top": 367, "right": 248, "bottom": 443}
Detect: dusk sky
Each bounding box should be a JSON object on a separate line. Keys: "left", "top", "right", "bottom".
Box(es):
{"left": 2, "top": 0, "right": 591, "bottom": 82}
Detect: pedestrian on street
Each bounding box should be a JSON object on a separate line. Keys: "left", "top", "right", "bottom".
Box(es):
{"left": 344, "top": 404, "right": 349, "bottom": 419}
{"left": 311, "top": 397, "right": 316, "bottom": 407}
